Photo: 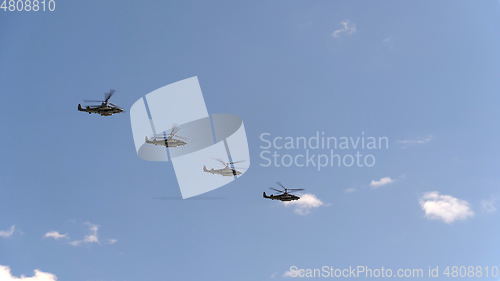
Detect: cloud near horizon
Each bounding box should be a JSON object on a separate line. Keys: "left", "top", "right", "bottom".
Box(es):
{"left": 419, "top": 191, "right": 474, "bottom": 223}
{"left": 0, "top": 265, "right": 57, "bottom": 281}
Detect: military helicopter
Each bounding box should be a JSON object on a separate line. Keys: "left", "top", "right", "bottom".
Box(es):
{"left": 203, "top": 159, "right": 246, "bottom": 176}
{"left": 145, "top": 126, "right": 188, "bottom": 147}
{"left": 78, "top": 89, "right": 124, "bottom": 116}
{"left": 263, "top": 182, "right": 304, "bottom": 201}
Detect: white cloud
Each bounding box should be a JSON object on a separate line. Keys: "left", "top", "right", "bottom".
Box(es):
{"left": 43, "top": 231, "right": 68, "bottom": 240}
{"left": 369, "top": 177, "right": 394, "bottom": 188}
{"left": 69, "top": 223, "right": 99, "bottom": 246}
{"left": 397, "top": 135, "right": 433, "bottom": 147}
{"left": 0, "top": 265, "right": 57, "bottom": 281}
{"left": 0, "top": 225, "right": 15, "bottom": 238}
{"left": 331, "top": 20, "right": 356, "bottom": 38}
{"left": 419, "top": 191, "right": 474, "bottom": 224}
{"left": 282, "top": 194, "right": 324, "bottom": 215}
{"left": 480, "top": 198, "right": 497, "bottom": 214}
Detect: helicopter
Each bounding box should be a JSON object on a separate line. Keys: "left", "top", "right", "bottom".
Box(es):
{"left": 145, "top": 126, "right": 188, "bottom": 147}
{"left": 78, "top": 89, "right": 124, "bottom": 116}
{"left": 263, "top": 182, "right": 304, "bottom": 201}
{"left": 203, "top": 159, "right": 245, "bottom": 176}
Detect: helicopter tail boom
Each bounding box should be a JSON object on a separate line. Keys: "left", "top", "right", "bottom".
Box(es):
{"left": 77, "top": 104, "right": 84, "bottom": 111}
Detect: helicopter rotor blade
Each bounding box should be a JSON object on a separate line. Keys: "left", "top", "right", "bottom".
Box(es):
{"left": 83, "top": 100, "right": 104, "bottom": 103}
{"left": 214, "top": 158, "right": 227, "bottom": 166}
{"left": 104, "top": 89, "right": 115, "bottom": 102}
{"left": 229, "top": 160, "right": 245, "bottom": 165}
{"left": 232, "top": 166, "right": 247, "bottom": 170}
{"left": 288, "top": 188, "right": 304, "bottom": 193}
{"left": 174, "top": 135, "right": 190, "bottom": 141}
{"left": 270, "top": 188, "right": 284, "bottom": 193}
{"left": 168, "top": 125, "right": 180, "bottom": 136}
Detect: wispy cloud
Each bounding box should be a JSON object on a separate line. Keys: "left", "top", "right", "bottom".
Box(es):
{"left": 344, "top": 187, "right": 357, "bottom": 193}
{"left": 107, "top": 238, "right": 118, "bottom": 245}
{"left": 480, "top": 198, "right": 497, "bottom": 214}
{"left": 397, "top": 135, "right": 433, "bottom": 147}
{"left": 0, "top": 265, "right": 57, "bottom": 281}
{"left": 369, "top": 177, "right": 394, "bottom": 188}
{"left": 44, "top": 231, "right": 68, "bottom": 240}
{"left": 0, "top": 226, "right": 15, "bottom": 238}
{"left": 69, "top": 223, "right": 100, "bottom": 246}
{"left": 282, "top": 194, "right": 325, "bottom": 215}
{"left": 419, "top": 191, "right": 474, "bottom": 224}
{"left": 331, "top": 20, "right": 356, "bottom": 38}
{"left": 283, "top": 266, "right": 301, "bottom": 278}
{"left": 382, "top": 36, "right": 394, "bottom": 49}
{"left": 46, "top": 222, "right": 116, "bottom": 247}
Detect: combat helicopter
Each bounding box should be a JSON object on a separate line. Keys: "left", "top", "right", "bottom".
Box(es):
{"left": 78, "top": 89, "right": 124, "bottom": 116}
{"left": 263, "top": 182, "right": 304, "bottom": 201}
{"left": 203, "top": 159, "right": 246, "bottom": 176}
{"left": 145, "top": 126, "right": 188, "bottom": 147}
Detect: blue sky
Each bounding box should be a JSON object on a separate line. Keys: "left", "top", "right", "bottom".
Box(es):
{"left": 1, "top": 0, "right": 500, "bottom": 280}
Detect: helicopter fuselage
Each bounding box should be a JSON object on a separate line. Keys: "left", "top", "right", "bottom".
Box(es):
{"left": 263, "top": 192, "right": 300, "bottom": 201}
{"left": 145, "top": 136, "right": 187, "bottom": 147}
{"left": 78, "top": 104, "right": 124, "bottom": 116}
{"left": 203, "top": 166, "right": 242, "bottom": 176}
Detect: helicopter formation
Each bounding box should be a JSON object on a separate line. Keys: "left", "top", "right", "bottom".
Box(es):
{"left": 77, "top": 90, "right": 305, "bottom": 203}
